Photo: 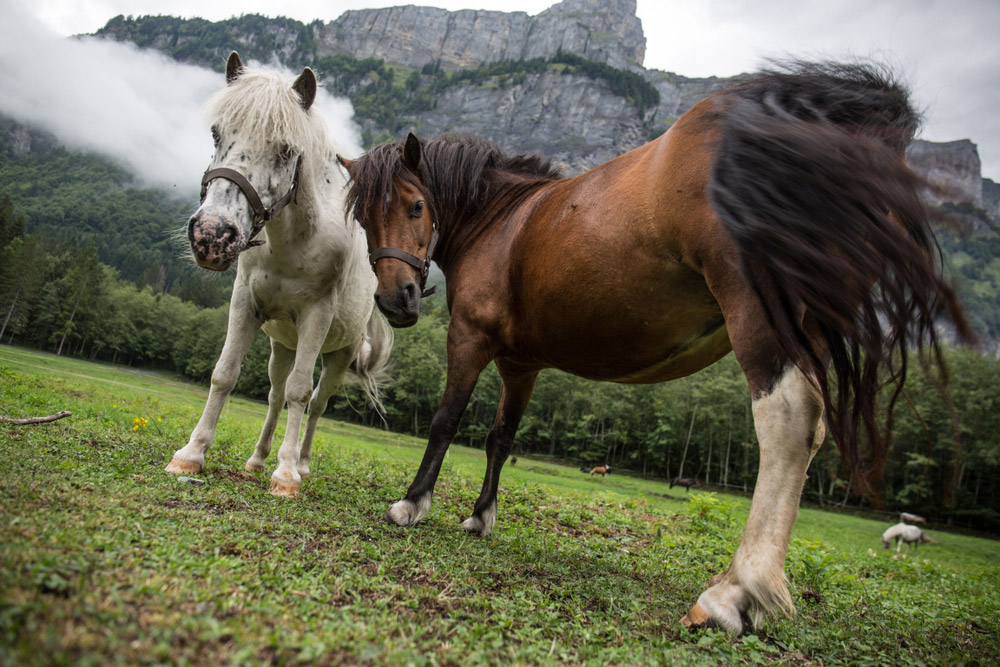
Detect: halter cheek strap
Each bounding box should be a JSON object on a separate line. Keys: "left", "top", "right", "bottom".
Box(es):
{"left": 369, "top": 221, "right": 439, "bottom": 298}
{"left": 200, "top": 155, "right": 303, "bottom": 247}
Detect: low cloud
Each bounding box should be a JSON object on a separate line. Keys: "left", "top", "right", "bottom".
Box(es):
{"left": 0, "top": 5, "right": 363, "bottom": 196}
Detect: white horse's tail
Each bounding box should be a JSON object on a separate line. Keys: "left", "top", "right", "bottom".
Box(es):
{"left": 348, "top": 307, "right": 394, "bottom": 417}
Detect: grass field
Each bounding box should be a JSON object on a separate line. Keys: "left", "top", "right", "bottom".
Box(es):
{"left": 1, "top": 345, "right": 998, "bottom": 665}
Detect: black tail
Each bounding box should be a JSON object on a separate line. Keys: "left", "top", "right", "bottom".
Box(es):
{"left": 709, "top": 60, "right": 975, "bottom": 487}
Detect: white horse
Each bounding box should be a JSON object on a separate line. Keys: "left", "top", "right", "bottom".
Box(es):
{"left": 165, "top": 52, "right": 391, "bottom": 497}
{"left": 881, "top": 522, "right": 933, "bottom": 553}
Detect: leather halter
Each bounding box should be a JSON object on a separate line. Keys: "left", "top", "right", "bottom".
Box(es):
{"left": 199, "top": 155, "right": 303, "bottom": 248}
{"left": 369, "top": 220, "right": 439, "bottom": 298}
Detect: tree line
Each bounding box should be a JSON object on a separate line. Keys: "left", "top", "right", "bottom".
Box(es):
{"left": 3, "top": 192, "right": 998, "bottom": 531}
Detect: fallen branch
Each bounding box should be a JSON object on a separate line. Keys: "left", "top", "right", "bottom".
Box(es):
{"left": 0, "top": 410, "right": 72, "bottom": 425}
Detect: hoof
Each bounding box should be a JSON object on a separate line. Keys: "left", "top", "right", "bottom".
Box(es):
{"left": 269, "top": 479, "right": 300, "bottom": 498}
{"left": 298, "top": 471, "right": 310, "bottom": 481}
{"left": 385, "top": 495, "right": 431, "bottom": 527}
{"left": 680, "top": 603, "right": 714, "bottom": 629}
{"left": 244, "top": 461, "right": 265, "bottom": 474}
{"left": 460, "top": 516, "right": 489, "bottom": 536}
{"left": 165, "top": 458, "right": 201, "bottom": 475}
{"left": 461, "top": 502, "right": 496, "bottom": 536}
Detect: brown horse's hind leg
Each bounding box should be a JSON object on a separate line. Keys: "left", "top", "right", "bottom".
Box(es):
{"left": 462, "top": 367, "right": 538, "bottom": 536}
{"left": 682, "top": 364, "right": 824, "bottom": 634}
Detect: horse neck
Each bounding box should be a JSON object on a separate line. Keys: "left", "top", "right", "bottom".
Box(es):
{"left": 433, "top": 174, "right": 552, "bottom": 274}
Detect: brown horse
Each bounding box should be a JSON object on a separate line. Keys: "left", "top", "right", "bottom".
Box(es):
{"left": 339, "top": 61, "right": 972, "bottom": 633}
{"left": 670, "top": 477, "right": 700, "bottom": 492}
{"left": 590, "top": 466, "right": 611, "bottom": 477}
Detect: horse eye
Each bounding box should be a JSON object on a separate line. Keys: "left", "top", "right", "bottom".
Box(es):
{"left": 279, "top": 145, "right": 292, "bottom": 162}
{"left": 410, "top": 201, "right": 425, "bottom": 218}
{"left": 211, "top": 126, "right": 221, "bottom": 147}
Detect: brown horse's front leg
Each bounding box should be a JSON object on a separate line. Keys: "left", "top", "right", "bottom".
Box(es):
{"left": 461, "top": 367, "right": 538, "bottom": 536}
{"left": 385, "top": 333, "right": 491, "bottom": 527}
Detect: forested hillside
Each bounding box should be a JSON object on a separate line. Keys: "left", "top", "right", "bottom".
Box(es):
{"left": 2, "top": 180, "right": 999, "bottom": 532}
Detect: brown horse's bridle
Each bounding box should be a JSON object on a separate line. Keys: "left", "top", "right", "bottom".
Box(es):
{"left": 199, "top": 155, "right": 303, "bottom": 249}
{"left": 368, "top": 219, "right": 439, "bottom": 298}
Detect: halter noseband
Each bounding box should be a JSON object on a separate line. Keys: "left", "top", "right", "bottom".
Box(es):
{"left": 199, "top": 155, "right": 303, "bottom": 248}
{"left": 368, "top": 220, "right": 439, "bottom": 298}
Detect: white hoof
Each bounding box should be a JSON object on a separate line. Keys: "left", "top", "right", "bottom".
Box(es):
{"left": 681, "top": 584, "right": 747, "bottom": 634}
{"left": 385, "top": 494, "right": 432, "bottom": 527}
{"left": 165, "top": 457, "right": 202, "bottom": 475}
{"left": 461, "top": 501, "right": 497, "bottom": 536}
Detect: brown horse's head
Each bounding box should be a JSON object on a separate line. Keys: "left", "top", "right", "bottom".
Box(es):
{"left": 339, "top": 133, "right": 436, "bottom": 328}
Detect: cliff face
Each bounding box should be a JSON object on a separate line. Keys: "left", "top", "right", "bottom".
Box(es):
{"left": 318, "top": 0, "right": 646, "bottom": 72}
{"left": 407, "top": 71, "right": 649, "bottom": 173}
{"left": 86, "top": 1, "right": 998, "bottom": 210}
{"left": 907, "top": 139, "right": 984, "bottom": 208}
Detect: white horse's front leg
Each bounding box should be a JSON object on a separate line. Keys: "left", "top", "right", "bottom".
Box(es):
{"left": 682, "top": 366, "right": 825, "bottom": 634}
{"left": 269, "top": 308, "right": 334, "bottom": 497}
{"left": 245, "top": 340, "right": 295, "bottom": 474}
{"left": 167, "top": 285, "right": 259, "bottom": 475}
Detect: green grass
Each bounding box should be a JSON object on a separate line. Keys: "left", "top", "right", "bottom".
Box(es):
{"left": 1, "top": 346, "right": 998, "bottom": 665}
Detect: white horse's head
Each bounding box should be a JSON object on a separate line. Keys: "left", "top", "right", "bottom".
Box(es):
{"left": 189, "top": 52, "right": 326, "bottom": 270}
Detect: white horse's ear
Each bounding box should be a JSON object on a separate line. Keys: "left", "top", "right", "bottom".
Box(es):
{"left": 402, "top": 132, "right": 422, "bottom": 173}
{"left": 226, "top": 51, "right": 243, "bottom": 85}
{"left": 336, "top": 154, "right": 353, "bottom": 172}
{"left": 293, "top": 68, "right": 317, "bottom": 111}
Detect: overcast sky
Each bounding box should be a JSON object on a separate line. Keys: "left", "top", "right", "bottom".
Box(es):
{"left": 6, "top": 0, "right": 999, "bottom": 183}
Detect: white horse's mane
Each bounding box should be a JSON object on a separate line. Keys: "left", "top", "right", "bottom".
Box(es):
{"left": 204, "top": 66, "right": 345, "bottom": 177}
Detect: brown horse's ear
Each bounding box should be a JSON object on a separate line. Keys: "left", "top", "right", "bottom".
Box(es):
{"left": 293, "top": 67, "right": 317, "bottom": 111}
{"left": 336, "top": 154, "right": 353, "bottom": 172}
{"left": 225, "top": 51, "right": 243, "bottom": 85}
{"left": 402, "top": 132, "right": 422, "bottom": 173}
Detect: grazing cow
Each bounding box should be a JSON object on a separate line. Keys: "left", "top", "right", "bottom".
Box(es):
{"left": 881, "top": 522, "right": 933, "bottom": 553}
{"left": 670, "top": 477, "right": 700, "bottom": 492}
{"left": 900, "top": 512, "right": 926, "bottom": 524}
{"left": 590, "top": 466, "right": 612, "bottom": 477}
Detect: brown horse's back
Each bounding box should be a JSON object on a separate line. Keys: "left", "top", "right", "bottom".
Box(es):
{"left": 482, "top": 105, "right": 734, "bottom": 383}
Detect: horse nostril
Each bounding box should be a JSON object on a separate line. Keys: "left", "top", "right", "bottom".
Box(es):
{"left": 402, "top": 281, "right": 420, "bottom": 308}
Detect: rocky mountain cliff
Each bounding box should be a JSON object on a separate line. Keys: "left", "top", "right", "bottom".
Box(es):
{"left": 91, "top": 0, "right": 996, "bottom": 217}
{"left": 321, "top": 0, "right": 645, "bottom": 72}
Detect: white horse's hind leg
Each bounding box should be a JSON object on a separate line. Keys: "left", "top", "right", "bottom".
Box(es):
{"left": 296, "top": 349, "right": 352, "bottom": 479}
{"left": 682, "top": 365, "right": 824, "bottom": 634}
{"left": 167, "top": 286, "right": 259, "bottom": 475}
{"left": 245, "top": 340, "right": 294, "bottom": 474}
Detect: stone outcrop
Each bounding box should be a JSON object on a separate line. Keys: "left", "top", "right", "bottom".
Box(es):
{"left": 315, "top": 0, "right": 645, "bottom": 72}
{"left": 907, "top": 139, "right": 984, "bottom": 208}
{"left": 406, "top": 71, "right": 648, "bottom": 173}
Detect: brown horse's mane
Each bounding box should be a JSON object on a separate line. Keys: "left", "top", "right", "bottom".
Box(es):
{"left": 345, "top": 135, "right": 563, "bottom": 233}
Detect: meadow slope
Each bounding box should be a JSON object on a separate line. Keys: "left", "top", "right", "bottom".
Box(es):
{"left": 1, "top": 346, "right": 998, "bottom": 665}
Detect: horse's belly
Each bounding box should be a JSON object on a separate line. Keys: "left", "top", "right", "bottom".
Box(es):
{"left": 260, "top": 318, "right": 358, "bottom": 354}
{"left": 535, "top": 315, "right": 733, "bottom": 384}
{"left": 510, "top": 263, "right": 733, "bottom": 383}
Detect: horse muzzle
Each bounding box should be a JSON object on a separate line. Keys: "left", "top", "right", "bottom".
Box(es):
{"left": 375, "top": 281, "right": 421, "bottom": 328}
{"left": 188, "top": 213, "right": 246, "bottom": 271}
